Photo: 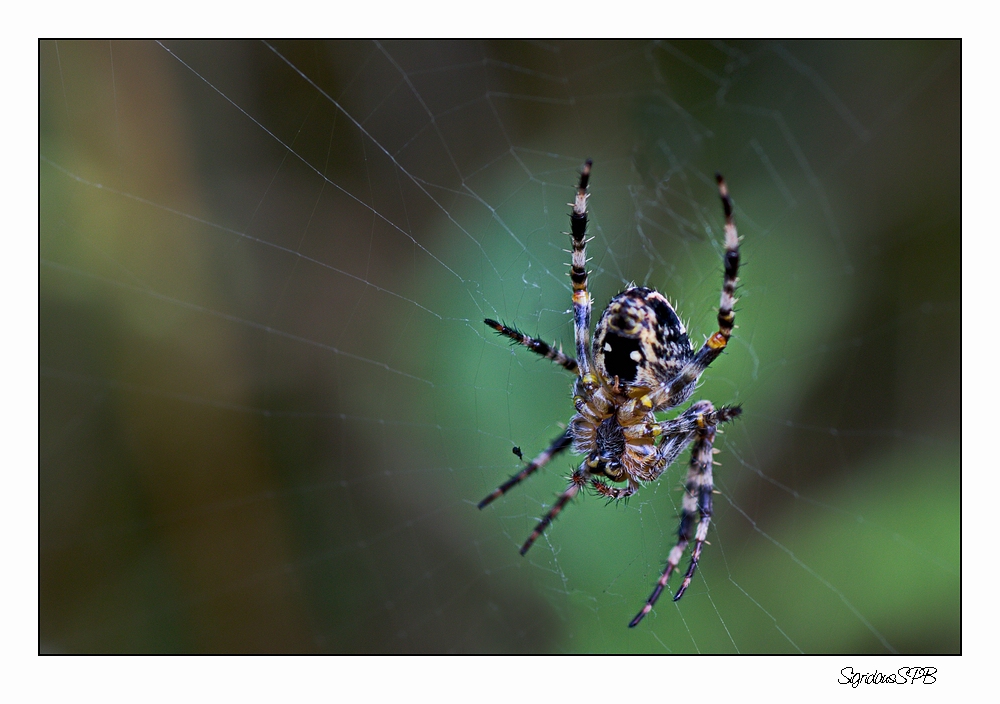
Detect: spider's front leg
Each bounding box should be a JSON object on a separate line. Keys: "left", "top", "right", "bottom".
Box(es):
{"left": 655, "top": 403, "right": 743, "bottom": 439}
{"left": 520, "top": 463, "right": 590, "bottom": 555}
{"left": 672, "top": 425, "right": 718, "bottom": 602}
{"left": 478, "top": 430, "right": 573, "bottom": 509}
{"left": 629, "top": 401, "right": 728, "bottom": 627}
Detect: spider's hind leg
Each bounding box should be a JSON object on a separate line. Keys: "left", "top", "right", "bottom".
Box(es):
{"left": 649, "top": 175, "right": 740, "bottom": 409}
{"left": 568, "top": 160, "right": 597, "bottom": 383}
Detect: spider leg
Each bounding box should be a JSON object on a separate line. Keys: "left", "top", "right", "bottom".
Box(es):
{"left": 672, "top": 424, "right": 717, "bottom": 602}
{"left": 520, "top": 464, "right": 589, "bottom": 555}
{"left": 643, "top": 403, "right": 741, "bottom": 484}
{"left": 649, "top": 174, "right": 740, "bottom": 409}
{"left": 657, "top": 403, "right": 743, "bottom": 437}
{"left": 568, "top": 160, "right": 598, "bottom": 388}
{"left": 629, "top": 403, "right": 720, "bottom": 627}
{"left": 478, "top": 430, "right": 573, "bottom": 509}
{"left": 483, "top": 319, "right": 579, "bottom": 374}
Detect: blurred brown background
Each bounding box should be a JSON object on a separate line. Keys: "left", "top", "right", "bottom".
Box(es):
{"left": 40, "top": 40, "right": 959, "bottom": 653}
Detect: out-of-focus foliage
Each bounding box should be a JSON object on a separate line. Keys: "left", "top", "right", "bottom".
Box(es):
{"left": 40, "top": 40, "right": 958, "bottom": 653}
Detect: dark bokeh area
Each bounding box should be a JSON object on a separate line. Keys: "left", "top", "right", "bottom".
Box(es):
{"left": 39, "top": 40, "right": 959, "bottom": 653}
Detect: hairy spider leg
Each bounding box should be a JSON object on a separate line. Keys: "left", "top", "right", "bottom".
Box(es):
{"left": 638, "top": 404, "right": 741, "bottom": 486}
{"left": 630, "top": 408, "right": 719, "bottom": 627}
{"left": 519, "top": 466, "right": 589, "bottom": 555}
{"left": 478, "top": 430, "right": 573, "bottom": 510}
{"left": 657, "top": 404, "right": 744, "bottom": 438}
{"left": 483, "top": 319, "right": 579, "bottom": 374}
{"left": 569, "top": 160, "right": 597, "bottom": 386}
{"left": 672, "top": 425, "right": 718, "bottom": 601}
{"left": 649, "top": 173, "right": 740, "bottom": 410}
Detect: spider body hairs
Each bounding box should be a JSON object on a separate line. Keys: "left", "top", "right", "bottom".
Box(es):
{"left": 480, "top": 161, "right": 742, "bottom": 627}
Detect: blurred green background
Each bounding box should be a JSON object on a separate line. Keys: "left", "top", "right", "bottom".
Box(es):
{"left": 39, "top": 40, "right": 959, "bottom": 653}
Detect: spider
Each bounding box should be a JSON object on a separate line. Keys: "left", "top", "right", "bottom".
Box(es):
{"left": 479, "top": 161, "right": 742, "bottom": 627}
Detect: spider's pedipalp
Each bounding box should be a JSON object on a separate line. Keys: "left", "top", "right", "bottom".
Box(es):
{"left": 591, "top": 477, "right": 638, "bottom": 502}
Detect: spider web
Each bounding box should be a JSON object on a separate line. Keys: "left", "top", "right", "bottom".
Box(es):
{"left": 39, "top": 40, "right": 960, "bottom": 655}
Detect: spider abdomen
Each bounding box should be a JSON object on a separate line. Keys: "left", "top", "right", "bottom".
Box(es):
{"left": 593, "top": 287, "right": 693, "bottom": 390}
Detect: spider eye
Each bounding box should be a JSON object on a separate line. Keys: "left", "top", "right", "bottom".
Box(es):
{"left": 602, "top": 332, "right": 643, "bottom": 383}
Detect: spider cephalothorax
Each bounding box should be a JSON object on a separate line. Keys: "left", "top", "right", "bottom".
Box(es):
{"left": 480, "top": 161, "right": 742, "bottom": 627}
